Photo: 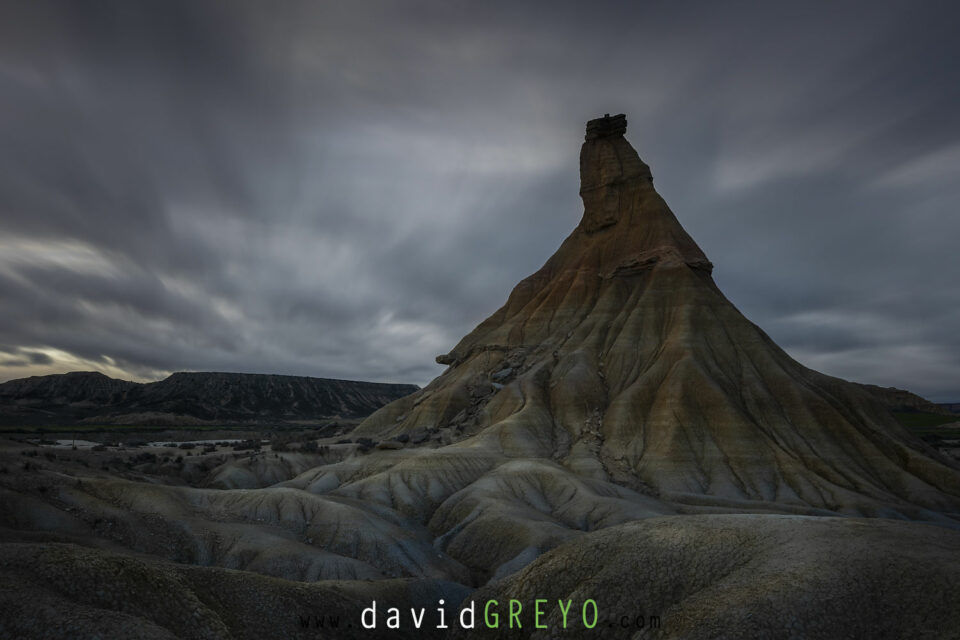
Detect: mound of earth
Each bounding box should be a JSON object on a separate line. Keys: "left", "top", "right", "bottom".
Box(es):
{"left": 455, "top": 514, "right": 960, "bottom": 639}
{"left": 0, "top": 541, "right": 469, "bottom": 640}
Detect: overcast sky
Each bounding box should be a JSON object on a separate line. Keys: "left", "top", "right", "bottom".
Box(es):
{"left": 1, "top": 1, "right": 958, "bottom": 400}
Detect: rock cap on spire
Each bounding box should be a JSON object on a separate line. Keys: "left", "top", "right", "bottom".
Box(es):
{"left": 585, "top": 113, "right": 627, "bottom": 140}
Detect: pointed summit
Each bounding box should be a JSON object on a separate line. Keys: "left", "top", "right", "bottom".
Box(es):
{"left": 355, "top": 116, "right": 960, "bottom": 523}
{"left": 577, "top": 114, "right": 712, "bottom": 270}
{"left": 579, "top": 113, "right": 650, "bottom": 232}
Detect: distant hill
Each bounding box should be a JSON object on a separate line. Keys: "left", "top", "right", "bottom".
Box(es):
{"left": 940, "top": 402, "right": 960, "bottom": 415}
{"left": 0, "top": 371, "right": 418, "bottom": 426}
{"left": 855, "top": 383, "right": 956, "bottom": 416}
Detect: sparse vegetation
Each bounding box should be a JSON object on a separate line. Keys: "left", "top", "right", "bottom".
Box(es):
{"left": 232, "top": 439, "right": 262, "bottom": 452}
{"left": 128, "top": 452, "right": 158, "bottom": 465}
{"left": 356, "top": 437, "right": 377, "bottom": 452}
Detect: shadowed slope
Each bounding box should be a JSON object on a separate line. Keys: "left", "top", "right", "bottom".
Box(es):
{"left": 455, "top": 514, "right": 960, "bottom": 639}
{"left": 0, "top": 542, "right": 469, "bottom": 640}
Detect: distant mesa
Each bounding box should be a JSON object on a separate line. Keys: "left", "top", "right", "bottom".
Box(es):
{"left": 941, "top": 401, "right": 960, "bottom": 415}
{"left": 0, "top": 370, "right": 418, "bottom": 426}
{"left": 858, "top": 383, "right": 957, "bottom": 416}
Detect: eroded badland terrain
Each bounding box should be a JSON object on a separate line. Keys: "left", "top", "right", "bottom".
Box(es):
{"left": 2, "top": 115, "right": 960, "bottom": 639}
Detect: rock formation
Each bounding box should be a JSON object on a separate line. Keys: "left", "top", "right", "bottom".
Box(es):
{"left": 2, "top": 115, "right": 959, "bottom": 638}
{"left": 355, "top": 114, "right": 960, "bottom": 522}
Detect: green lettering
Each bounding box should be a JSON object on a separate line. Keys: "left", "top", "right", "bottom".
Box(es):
{"left": 557, "top": 600, "right": 573, "bottom": 629}
{"left": 484, "top": 600, "right": 499, "bottom": 628}
{"left": 582, "top": 599, "right": 598, "bottom": 629}
{"left": 535, "top": 599, "right": 547, "bottom": 629}
{"left": 509, "top": 599, "right": 522, "bottom": 629}
{"left": 558, "top": 600, "right": 572, "bottom": 628}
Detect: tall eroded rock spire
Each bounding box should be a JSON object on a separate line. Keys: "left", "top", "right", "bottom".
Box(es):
{"left": 355, "top": 115, "right": 960, "bottom": 522}
{"left": 579, "top": 114, "right": 651, "bottom": 233}
{"left": 577, "top": 114, "right": 712, "bottom": 272}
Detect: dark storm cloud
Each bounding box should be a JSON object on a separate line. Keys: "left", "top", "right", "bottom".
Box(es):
{"left": 0, "top": 346, "right": 54, "bottom": 368}
{"left": 1, "top": 1, "right": 958, "bottom": 400}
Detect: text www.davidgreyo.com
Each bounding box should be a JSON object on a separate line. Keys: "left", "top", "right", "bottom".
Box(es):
{"left": 298, "top": 599, "right": 661, "bottom": 632}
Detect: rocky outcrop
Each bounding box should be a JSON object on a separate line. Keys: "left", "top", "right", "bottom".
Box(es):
{"left": 0, "top": 371, "right": 418, "bottom": 426}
